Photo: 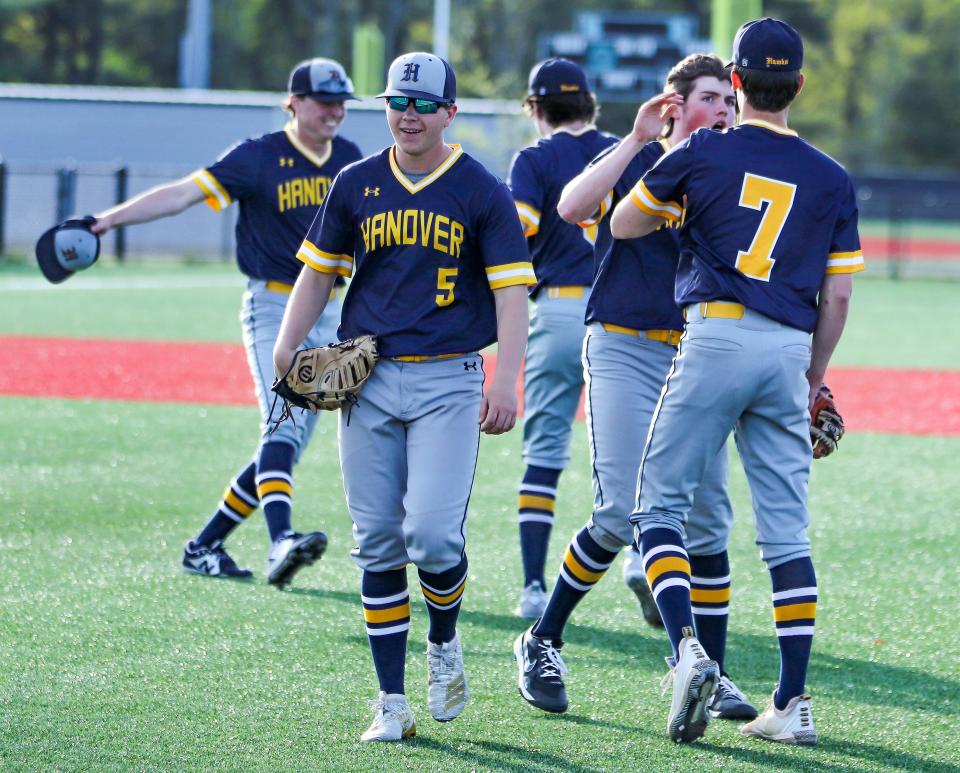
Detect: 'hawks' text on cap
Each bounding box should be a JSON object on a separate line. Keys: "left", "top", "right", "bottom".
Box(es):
{"left": 527, "top": 58, "right": 591, "bottom": 97}
{"left": 728, "top": 17, "right": 803, "bottom": 72}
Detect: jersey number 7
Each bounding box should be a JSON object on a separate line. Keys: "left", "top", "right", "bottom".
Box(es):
{"left": 735, "top": 173, "right": 796, "bottom": 282}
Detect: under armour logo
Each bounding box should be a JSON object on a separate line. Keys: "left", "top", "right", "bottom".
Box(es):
{"left": 464, "top": 361, "right": 478, "bottom": 371}
{"left": 364, "top": 187, "right": 380, "bottom": 197}
{"left": 401, "top": 63, "right": 421, "bottom": 82}
{"left": 279, "top": 157, "right": 294, "bottom": 167}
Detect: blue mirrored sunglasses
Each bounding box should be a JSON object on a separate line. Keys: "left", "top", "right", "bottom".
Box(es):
{"left": 387, "top": 96, "right": 441, "bottom": 114}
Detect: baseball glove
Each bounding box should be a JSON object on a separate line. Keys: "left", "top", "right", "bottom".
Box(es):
{"left": 271, "top": 335, "right": 379, "bottom": 421}
{"left": 810, "top": 383, "right": 844, "bottom": 459}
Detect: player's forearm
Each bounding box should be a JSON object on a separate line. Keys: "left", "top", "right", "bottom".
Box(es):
{"left": 491, "top": 285, "right": 529, "bottom": 386}
{"left": 609, "top": 197, "right": 663, "bottom": 239}
{"left": 93, "top": 177, "right": 204, "bottom": 233}
{"left": 808, "top": 274, "right": 853, "bottom": 385}
{"left": 274, "top": 268, "right": 337, "bottom": 372}
{"left": 557, "top": 136, "right": 645, "bottom": 224}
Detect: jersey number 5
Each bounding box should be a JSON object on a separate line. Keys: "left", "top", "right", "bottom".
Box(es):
{"left": 736, "top": 173, "right": 796, "bottom": 282}
{"left": 436, "top": 267, "right": 458, "bottom": 306}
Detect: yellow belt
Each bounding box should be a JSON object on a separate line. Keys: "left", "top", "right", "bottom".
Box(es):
{"left": 689, "top": 301, "right": 745, "bottom": 320}
{"left": 392, "top": 352, "right": 468, "bottom": 363}
{"left": 544, "top": 285, "right": 588, "bottom": 299}
{"left": 601, "top": 323, "right": 683, "bottom": 347}
{"left": 266, "top": 280, "right": 342, "bottom": 300}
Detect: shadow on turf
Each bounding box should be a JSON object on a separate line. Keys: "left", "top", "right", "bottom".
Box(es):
{"left": 695, "top": 736, "right": 960, "bottom": 773}
{"left": 282, "top": 590, "right": 960, "bottom": 719}
{"left": 409, "top": 736, "right": 608, "bottom": 773}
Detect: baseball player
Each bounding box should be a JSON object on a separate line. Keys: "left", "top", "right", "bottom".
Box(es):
{"left": 515, "top": 54, "right": 755, "bottom": 722}
{"left": 507, "top": 58, "right": 618, "bottom": 620}
{"left": 610, "top": 18, "right": 863, "bottom": 744}
{"left": 273, "top": 52, "right": 534, "bottom": 742}
{"left": 91, "top": 59, "right": 362, "bottom": 586}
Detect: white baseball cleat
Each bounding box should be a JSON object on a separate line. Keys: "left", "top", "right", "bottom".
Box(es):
{"left": 741, "top": 692, "right": 817, "bottom": 745}
{"left": 661, "top": 627, "right": 719, "bottom": 743}
{"left": 515, "top": 581, "right": 548, "bottom": 619}
{"left": 427, "top": 633, "right": 468, "bottom": 722}
{"left": 360, "top": 692, "right": 417, "bottom": 742}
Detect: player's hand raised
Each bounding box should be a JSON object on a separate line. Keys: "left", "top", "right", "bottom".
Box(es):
{"left": 632, "top": 91, "right": 684, "bottom": 145}
{"left": 479, "top": 379, "right": 517, "bottom": 435}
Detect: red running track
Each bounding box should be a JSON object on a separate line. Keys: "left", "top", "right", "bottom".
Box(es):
{"left": 1, "top": 335, "right": 958, "bottom": 436}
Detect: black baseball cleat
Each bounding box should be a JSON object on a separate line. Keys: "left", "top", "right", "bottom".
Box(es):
{"left": 514, "top": 628, "right": 569, "bottom": 713}
{"left": 708, "top": 675, "right": 759, "bottom": 720}
{"left": 267, "top": 531, "right": 327, "bottom": 587}
{"left": 182, "top": 540, "right": 253, "bottom": 579}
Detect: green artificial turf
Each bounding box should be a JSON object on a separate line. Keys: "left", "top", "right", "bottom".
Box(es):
{"left": 0, "top": 400, "right": 958, "bottom": 772}
{"left": 1, "top": 262, "right": 957, "bottom": 770}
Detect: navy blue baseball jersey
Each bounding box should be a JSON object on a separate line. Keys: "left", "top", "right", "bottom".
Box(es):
{"left": 585, "top": 139, "right": 686, "bottom": 332}
{"left": 297, "top": 145, "right": 536, "bottom": 357}
{"left": 192, "top": 124, "right": 362, "bottom": 285}
{"left": 508, "top": 127, "right": 618, "bottom": 294}
{"left": 630, "top": 119, "right": 864, "bottom": 332}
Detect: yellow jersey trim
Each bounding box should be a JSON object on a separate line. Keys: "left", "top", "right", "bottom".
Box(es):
{"left": 191, "top": 169, "right": 232, "bottom": 211}
{"left": 485, "top": 261, "right": 537, "bottom": 290}
{"left": 630, "top": 181, "right": 682, "bottom": 222}
{"left": 389, "top": 144, "right": 464, "bottom": 194}
{"left": 297, "top": 239, "right": 354, "bottom": 277}
{"left": 741, "top": 119, "right": 799, "bottom": 137}
{"left": 515, "top": 201, "right": 541, "bottom": 237}
{"left": 826, "top": 249, "right": 866, "bottom": 274}
{"left": 284, "top": 122, "right": 333, "bottom": 168}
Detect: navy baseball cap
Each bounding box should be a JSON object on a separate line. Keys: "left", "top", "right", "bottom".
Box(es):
{"left": 528, "top": 57, "right": 590, "bottom": 97}
{"left": 728, "top": 18, "right": 803, "bottom": 72}
{"left": 288, "top": 57, "right": 358, "bottom": 101}
{"left": 377, "top": 52, "right": 456, "bottom": 104}
{"left": 35, "top": 215, "right": 101, "bottom": 284}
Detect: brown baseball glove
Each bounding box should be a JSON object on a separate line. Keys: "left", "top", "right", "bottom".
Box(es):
{"left": 810, "top": 383, "right": 844, "bottom": 459}
{"left": 271, "top": 335, "right": 378, "bottom": 421}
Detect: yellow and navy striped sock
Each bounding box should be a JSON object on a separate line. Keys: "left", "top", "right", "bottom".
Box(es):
{"left": 533, "top": 527, "right": 617, "bottom": 640}
{"left": 518, "top": 465, "right": 561, "bottom": 588}
{"left": 362, "top": 568, "right": 410, "bottom": 695}
{"left": 256, "top": 441, "right": 296, "bottom": 542}
{"left": 419, "top": 555, "right": 468, "bottom": 644}
{"left": 771, "top": 557, "right": 817, "bottom": 709}
{"left": 640, "top": 527, "right": 694, "bottom": 659}
{"left": 194, "top": 459, "right": 258, "bottom": 547}
{"left": 690, "top": 551, "right": 731, "bottom": 673}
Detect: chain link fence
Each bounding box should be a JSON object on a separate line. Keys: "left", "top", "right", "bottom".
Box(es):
{"left": 1, "top": 159, "right": 958, "bottom": 279}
